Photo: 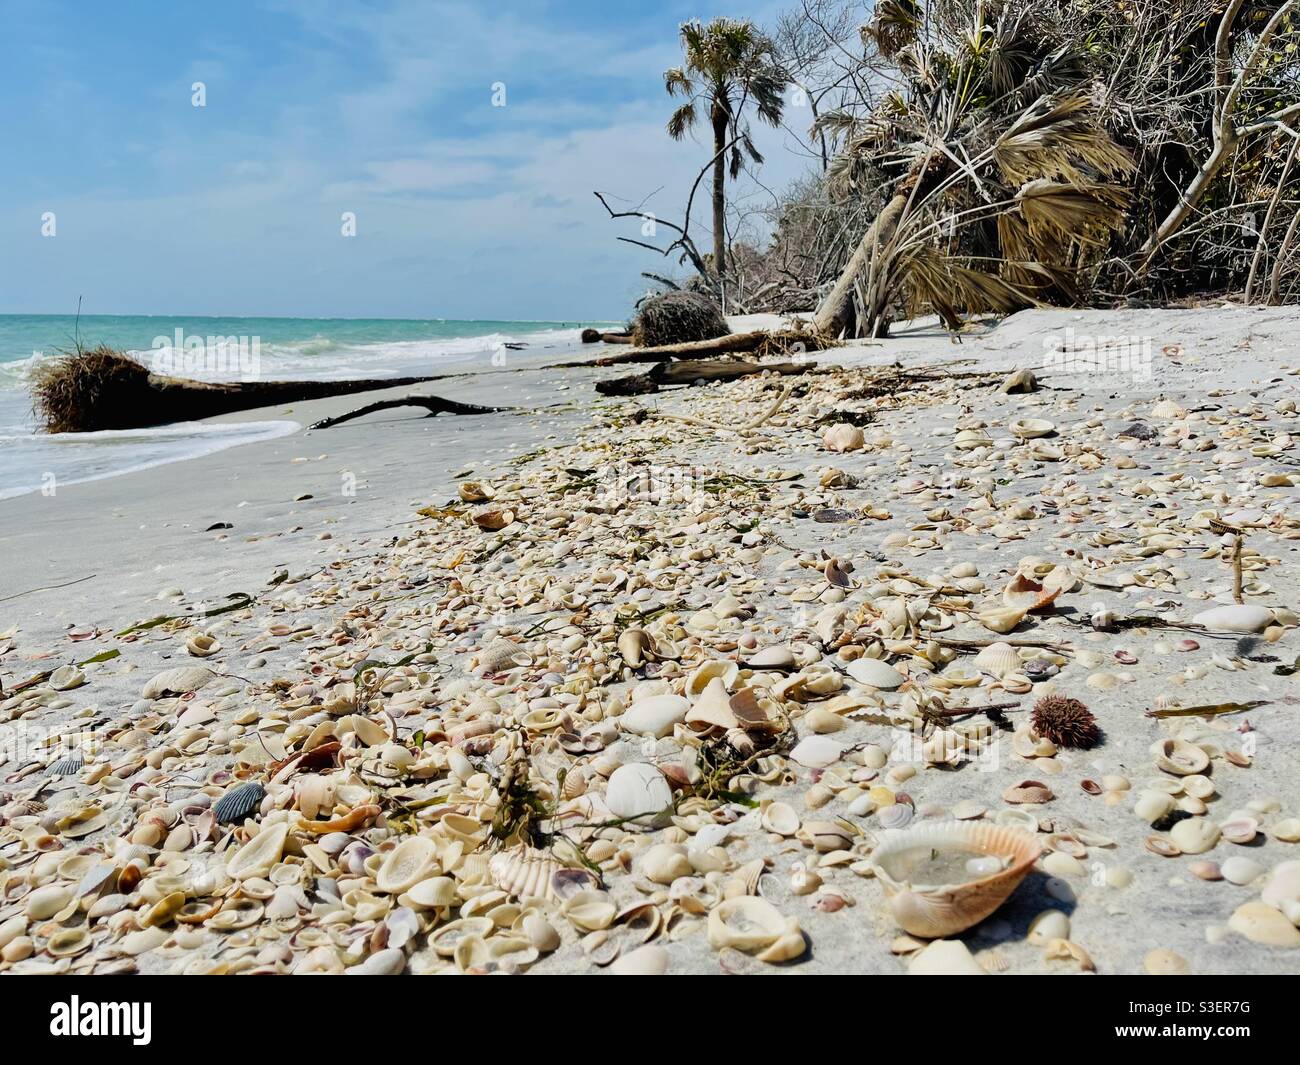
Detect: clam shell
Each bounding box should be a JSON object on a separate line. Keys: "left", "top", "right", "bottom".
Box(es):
{"left": 870, "top": 821, "right": 1042, "bottom": 937}
{"left": 1002, "top": 779, "right": 1054, "bottom": 804}
{"left": 1151, "top": 738, "right": 1209, "bottom": 776}
{"left": 226, "top": 822, "right": 288, "bottom": 879}
{"left": 761, "top": 802, "right": 800, "bottom": 837}
{"left": 1010, "top": 418, "right": 1055, "bottom": 439}
{"left": 847, "top": 657, "right": 906, "bottom": 690}
{"left": 707, "top": 896, "right": 795, "bottom": 954}
{"left": 213, "top": 782, "right": 266, "bottom": 824}
{"left": 376, "top": 836, "right": 438, "bottom": 894}
{"left": 605, "top": 763, "right": 672, "bottom": 823}
{"left": 476, "top": 639, "right": 532, "bottom": 673}
{"left": 489, "top": 846, "right": 561, "bottom": 900}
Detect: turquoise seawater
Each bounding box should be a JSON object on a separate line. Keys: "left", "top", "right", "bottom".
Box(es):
{"left": 0, "top": 314, "right": 610, "bottom": 499}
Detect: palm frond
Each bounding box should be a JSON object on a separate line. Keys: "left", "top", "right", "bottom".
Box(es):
{"left": 994, "top": 95, "right": 1135, "bottom": 184}
{"left": 1015, "top": 178, "right": 1131, "bottom": 248}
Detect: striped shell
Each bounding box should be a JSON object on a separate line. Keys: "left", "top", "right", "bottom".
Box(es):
{"left": 49, "top": 755, "right": 84, "bottom": 776}
{"left": 870, "top": 821, "right": 1043, "bottom": 938}
{"left": 489, "top": 846, "right": 560, "bottom": 900}
{"left": 476, "top": 639, "right": 533, "bottom": 674}
{"left": 213, "top": 781, "right": 266, "bottom": 824}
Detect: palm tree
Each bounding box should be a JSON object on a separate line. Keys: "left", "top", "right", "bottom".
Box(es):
{"left": 665, "top": 18, "right": 787, "bottom": 284}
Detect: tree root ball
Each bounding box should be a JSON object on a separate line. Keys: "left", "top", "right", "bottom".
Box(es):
{"left": 631, "top": 292, "right": 729, "bottom": 348}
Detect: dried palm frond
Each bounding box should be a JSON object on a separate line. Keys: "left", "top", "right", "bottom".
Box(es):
{"left": 994, "top": 95, "right": 1135, "bottom": 185}
{"left": 1016, "top": 178, "right": 1131, "bottom": 247}
{"left": 898, "top": 245, "right": 1036, "bottom": 328}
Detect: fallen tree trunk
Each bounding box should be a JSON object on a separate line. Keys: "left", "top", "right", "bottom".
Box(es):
{"left": 31, "top": 347, "right": 471, "bottom": 433}
{"left": 595, "top": 358, "right": 816, "bottom": 397}
{"left": 309, "top": 396, "right": 510, "bottom": 430}
{"left": 552, "top": 329, "right": 827, "bottom": 368}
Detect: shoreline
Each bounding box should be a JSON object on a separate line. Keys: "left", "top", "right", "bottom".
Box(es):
{"left": 1, "top": 305, "right": 1297, "bottom": 975}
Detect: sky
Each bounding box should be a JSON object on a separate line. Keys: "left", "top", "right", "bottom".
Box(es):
{"left": 0, "top": 0, "right": 818, "bottom": 321}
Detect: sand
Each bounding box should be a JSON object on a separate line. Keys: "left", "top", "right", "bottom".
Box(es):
{"left": 2, "top": 305, "right": 1297, "bottom": 975}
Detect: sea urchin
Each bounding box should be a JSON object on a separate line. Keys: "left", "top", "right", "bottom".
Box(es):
{"left": 1031, "top": 694, "right": 1101, "bottom": 749}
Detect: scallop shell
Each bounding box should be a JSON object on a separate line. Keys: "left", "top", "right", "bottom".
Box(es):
{"left": 972, "top": 641, "right": 1021, "bottom": 679}
{"left": 1002, "top": 779, "right": 1054, "bottom": 804}
{"left": 476, "top": 639, "right": 532, "bottom": 673}
{"left": 869, "top": 821, "right": 1042, "bottom": 937}
{"left": 489, "top": 846, "right": 561, "bottom": 900}
{"left": 49, "top": 755, "right": 84, "bottom": 777}
{"left": 878, "top": 802, "right": 914, "bottom": 830}
{"left": 213, "top": 782, "right": 266, "bottom": 824}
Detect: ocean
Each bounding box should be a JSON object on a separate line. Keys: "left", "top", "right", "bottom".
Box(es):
{"left": 0, "top": 314, "right": 608, "bottom": 499}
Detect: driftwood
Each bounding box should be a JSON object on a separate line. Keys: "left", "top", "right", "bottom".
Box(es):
{"left": 309, "top": 396, "right": 511, "bottom": 430}
{"left": 595, "top": 358, "right": 816, "bottom": 397}
{"left": 30, "top": 347, "right": 478, "bottom": 433}
{"left": 551, "top": 329, "right": 830, "bottom": 369}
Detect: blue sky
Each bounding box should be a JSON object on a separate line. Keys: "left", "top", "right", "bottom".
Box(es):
{"left": 0, "top": 0, "right": 812, "bottom": 320}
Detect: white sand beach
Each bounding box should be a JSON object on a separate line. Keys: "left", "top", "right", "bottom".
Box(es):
{"left": 2, "top": 306, "right": 1298, "bottom": 975}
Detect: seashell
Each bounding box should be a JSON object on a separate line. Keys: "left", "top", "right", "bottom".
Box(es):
{"left": 476, "top": 639, "right": 532, "bottom": 673}
{"left": 214, "top": 782, "right": 266, "bottom": 824}
{"left": 1189, "top": 860, "right": 1222, "bottom": 880}
{"left": 605, "top": 763, "right": 672, "bottom": 824}
{"left": 1220, "top": 857, "right": 1265, "bottom": 886}
{"left": 226, "top": 822, "right": 288, "bottom": 879}
{"left": 822, "top": 423, "right": 865, "bottom": 453}
{"left": 1220, "top": 816, "right": 1258, "bottom": 845}
{"left": 49, "top": 755, "right": 83, "bottom": 777}
{"left": 1271, "top": 818, "right": 1300, "bottom": 843}
{"left": 25, "top": 884, "right": 73, "bottom": 920}
{"left": 1000, "top": 368, "right": 1038, "bottom": 393}
{"left": 621, "top": 693, "right": 688, "bottom": 738}
{"left": 733, "top": 859, "right": 766, "bottom": 896}
{"left": 684, "top": 660, "right": 739, "bottom": 699}
{"left": 953, "top": 428, "right": 992, "bottom": 451}
{"left": 561, "top": 768, "right": 588, "bottom": 800}
{"left": 610, "top": 944, "right": 669, "bottom": 976}
{"left": 1134, "top": 790, "right": 1177, "bottom": 823}
{"left": 1002, "top": 779, "right": 1054, "bottom": 805}
{"left": 458, "top": 480, "right": 494, "bottom": 503}
{"left": 789, "top": 735, "right": 845, "bottom": 769}
{"left": 972, "top": 641, "right": 1021, "bottom": 679}
{"left": 489, "top": 846, "right": 561, "bottom": 900}
{"left": 1228, "top": 901, "right": 1300, "bottom": 947}
{"left": 522, "top": 914, "right": 561, "bottom": 953}
{"left": 1001, "top": 573, "right": 1062, "bottom": 613}
{"left": 707, "top": 897, "right": 801, "bottom": 960}
{"left": 472, "top": 507, "right": 514, "bottom": 531}
{"left": 47, "top": 927, "right": 92, "bottom": 957}
{"left": 49, "top": 664, "right": 87, "bottom": 690}
{"left": 640, "top": 844, "right": 692, "bottom": 885}
{"left": 976, "top": 603, "right": 1028, "bottom": 635}
{"left": 141, "top": 665, "right": 215, "bottom": 698}
{"left": 186, "top": 633, "right": 220, "bottom": 658}
{"left": 1009, "top": 418, "right": 1055, "bottom": 439}
{"left": 618, "top": 628, "right": 650, "bottom": 667}
{"left": 870, "top": 821, "right": 1041, "bottom": 937}
{"left": 761, "top": 802, "right": 800, "bottom": 837}
{"left": 1170, "top": 817, "right": 1220, "bottom": 854}
{"left": 995, "top": 809, "right": 1038, "bottom": 832}
{"left": 561, "top": 890, "right": 616, "bottom": 932}
{"left": 747, "top": 645, "right": 796, "bottom": 669}
{"left": 907, "top": 938, "right": 985, "bottom": 975}
{"left": 1151, "top": 738, "right": 1209, "bottom": 776}
{"left": 1027, "top": 909, "right": 1070, "bottom": 945}
{"left": 404, "top": 876, "right": 455, "bottom": 910}
{"left": 1145, "top": 836, "right": 1181, "bottom": 858}
{"left": 376, "top": 836, "right": 438, "bottom": 894}
{"left": 878, "top": 803, "right": 914, "bottom": 830}
{"left": 685, "top": 677, "right": 739, "bottom": 730}
{"left": 847, "top": 657, "right": 906, "bottom": 690}
{"left": 798, "top": 820, "right": 853, "bottom": 853}
{"left": 1190, "top": 604, "right": 1273, "bottom": 634}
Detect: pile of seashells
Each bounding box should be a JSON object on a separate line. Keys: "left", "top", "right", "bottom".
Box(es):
{"left": 1, "top": 357, "right": 1298, "bottom": 974}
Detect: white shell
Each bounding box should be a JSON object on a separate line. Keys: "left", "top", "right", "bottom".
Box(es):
{"left": 621, "top": 694, "right": 688, "bottom": 738}
{"left": 605, "top": 763, "right": 672, "bottom": 823}
{"left": 972, "top": 641, "right": 1021, "bottom": 678}
{"left": 1190, "top": 604, "right": 1274, "bottom": 634}
{"left": 226, "top": 822, "right": 288, "bottom": 880}
{"left": 376, "top": 836, "right": 437, "bottom": 894}
{"left": 847, "top": 658, "right": 906, "bottom": 690}
{"left": 789, "top": 736, "right": 846, "bottom": 769}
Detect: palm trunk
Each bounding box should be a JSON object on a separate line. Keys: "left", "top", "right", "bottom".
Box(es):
{"left": 712, "top": 104, "right": 729, "bottom": 288}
